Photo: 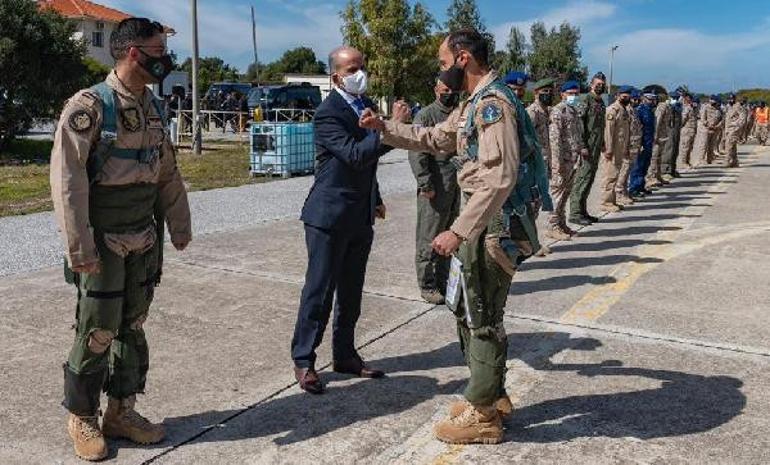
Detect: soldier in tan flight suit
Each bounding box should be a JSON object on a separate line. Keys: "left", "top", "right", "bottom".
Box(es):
{"left": 526, "top": 78, "right": 556, "bottom": 178}
{"left": 546, "top": 81, "right": 585, "bottom": 241}
{"left": 618, "top": 88, "right": 642, "bottom": 204}
{"left": 50, "top": 18, "right": 191, "bottom": 461}
{"left": 678, "top": 93, "right": 698, "bottom": 170}
{"left": 646, "top": 94, "right": 672, "bottom": 188}
{"left": 361, "top": 29, "right": 552, "bottom": 446}
{"left": 600, "top": 86, "right": 632, "bottom": 212}
{"left": 723, "top": 96, "right": 747, "bottom": 168}
{"left": 693, "top": 95, "right": 724, "bottom": 165}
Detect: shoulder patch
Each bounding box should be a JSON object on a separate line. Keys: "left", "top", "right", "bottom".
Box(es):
{"left": 479, "top": 101, "right": 503, "bottom": 125}
{"left": 69, "top": 110, "right": 93, "bottom": 132}
{"left": 74, "top": 90, "right": 101, "bottom": 108}
{"left": 607, "top": 111, "right": 615, "bottom": 121}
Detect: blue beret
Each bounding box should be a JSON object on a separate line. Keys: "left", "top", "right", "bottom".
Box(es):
{"left": 630, "top": 89, "right": 642, "bottom": 98}
{"left": 710, "top": 94, "right": 722, "bottom": 102}
{"left": 561, "top": 80, "right": 580, "bottom": 92}
{"left": 616, "top": 85, "right": 633, "bottom": 95}
{"left": 669, "top": 89, "right": 680, "bottom": 98}
{"left": 504, "top": 71, "right": 528, "bottom": 86}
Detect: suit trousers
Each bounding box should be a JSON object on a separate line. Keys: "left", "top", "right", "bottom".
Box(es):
{"left": 292, "top": 223, "right": 374, "bottom": 368}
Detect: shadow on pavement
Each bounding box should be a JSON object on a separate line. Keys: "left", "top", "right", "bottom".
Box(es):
{"left": 576, "top": 225, "right": 681, "bottom": 238}
{"left": 596, "top": 214, "right": 701, "bottom": 224}
{"left": 509, "top": 274, "right": 618, "bottom": 295}
{"left": 550, "top": 238, "right": 672, "bottom": 253}
{"left": 141, "top": 332, "right": 744, "bottom": 451}
{"left": 523, "top": 255, "right": 663, "bottom": 272}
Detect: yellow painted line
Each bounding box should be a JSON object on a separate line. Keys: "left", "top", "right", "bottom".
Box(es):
{"left": 430, "top": 445, "right": 465, "bottom": 465}
{"left": 560, "top": 224, "right": 770, "bottom": 324}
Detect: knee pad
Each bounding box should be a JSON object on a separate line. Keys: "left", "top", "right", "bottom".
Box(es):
{"left": 87, "top": 329, "right": 115, "bottom": 354}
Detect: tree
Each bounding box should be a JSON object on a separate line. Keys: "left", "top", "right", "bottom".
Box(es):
{"left": 0, "top": 0, "right": 89, "bottom": 148}
{"left": 178, "top": 56, "right": 239, "bottom": 96}
{"left": 496, "top": 26, "right": 527, "bottom": 75}
{"left": 528, "top": 21, "right": 587, "bottom": 85}
{"left": 82, "top": 56, "right": 111, "bottom": 86}
{"left": 341, "top": 0, "right": 438, "bottom": 106}
{"left": 444, "top": 0, "right": 495, "bottom": 58}
{"left": 243, "top": 47, "right": 327, "bottom": 85}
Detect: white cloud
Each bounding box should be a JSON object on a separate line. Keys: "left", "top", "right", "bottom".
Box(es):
{"left": 491, "top": 0, "right": 617, "bottom": 48}
{"left": 587, "top": 26, "right": 770, "bottom": 92}
{"left": 104, "top": 0, "right": 342, "bottom": 71}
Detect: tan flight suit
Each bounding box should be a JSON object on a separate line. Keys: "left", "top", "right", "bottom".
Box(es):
{"left": 526, "top": 101, "right": 551, "bottom": 178}
{"left": 547, "top": 100, "right": 583, "bottom": 230}
{"left": 600, "top": 100, "right": 630, "bottom": 208}
{"left": 678, "top": 102, "right": 698, "bottom": 168}
{"left": 646, "top": 101, "right": 671, "bottom": 185}
{"left": 724, "top": 103, "right": 746, "bottom": 168}
{"left": 51, "top": 71, "right": 192, "bottom": 416}
{"left": 618, "top": 104, "right": 642, "bottom": 202}
{"left": 693, "top": 104, "right": 723, "bottom": 164}
{"left": 381, "top": 71, "right": 521, "bottom": 407}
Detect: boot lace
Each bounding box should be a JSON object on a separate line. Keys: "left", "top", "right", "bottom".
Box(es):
{"left": 78, "top": 415, "right": 102, "bottom": 439}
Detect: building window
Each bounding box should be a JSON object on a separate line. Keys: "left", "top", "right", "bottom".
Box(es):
{"left": 96, "top": 21, "right": 105, "bottom": 30}
{"left": 92, "top": 31, "right": 104, "bottom": 47}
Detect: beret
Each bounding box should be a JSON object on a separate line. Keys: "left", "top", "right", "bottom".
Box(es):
{"left": 504, "top": 71, "right": 528, "bottom": 86}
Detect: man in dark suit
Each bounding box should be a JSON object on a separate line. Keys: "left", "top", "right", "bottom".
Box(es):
{"left": 291, "top": 46, "right": 391, "bottom": 394}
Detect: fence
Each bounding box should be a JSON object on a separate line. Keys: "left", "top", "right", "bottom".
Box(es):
{"left": 171, "top": 109, "right": 316, "bottom": 146}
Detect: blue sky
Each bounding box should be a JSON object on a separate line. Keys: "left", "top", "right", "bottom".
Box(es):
{"left": 105, "top": 0, "right": 770, "bottom": 93}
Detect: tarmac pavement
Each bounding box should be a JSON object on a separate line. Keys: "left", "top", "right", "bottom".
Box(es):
{"left": 1, "top": 146, "right": 769, "bottom": 464}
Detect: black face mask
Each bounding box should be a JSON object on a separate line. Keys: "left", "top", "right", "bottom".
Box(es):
{"left": 538, "top": 93, "right": 553, "bottom": 106}
{"left": 619, "top": 97, "right": 630, "bottom": 106}
{"left": 138, "top": 49, "right": 174, "bottom": 83}
{"left": 593, "top": 84, "right": 606, "bottom": 95}
{"left": 438, "top": 92, "right": 460, "bottom": 109}
{"left": 631, "top": 99, "right": 640, "bottom": 108}
{"left": 439, "top": 56, "right": 466, "bottom": 92}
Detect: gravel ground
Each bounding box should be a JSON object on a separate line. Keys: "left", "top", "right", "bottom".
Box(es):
{"left": 0, "top": 149, "right": 415, "bottom": 277}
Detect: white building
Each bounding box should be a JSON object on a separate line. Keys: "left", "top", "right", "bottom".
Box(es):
{"left": 37, "top": 0, "right": 174, "bottom": 68}
{"left": 283, "top": 74, "right": 333, "bottom": 100}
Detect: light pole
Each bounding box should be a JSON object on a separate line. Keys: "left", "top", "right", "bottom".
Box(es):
{"left": 191, "top": 0, "right": 202, "bottom": 154}
{"left": 608, "top": 45, "right": 619, "bottom": 95}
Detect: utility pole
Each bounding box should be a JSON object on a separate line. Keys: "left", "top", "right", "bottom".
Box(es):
{"left": 608, "top": 45, "right": 619, "bottom": 95}
{"left": 251, "top": 5, "right": 260, "bottom": 87}
{"left": 191, "top": 0, "right": 202, "bottom": 154}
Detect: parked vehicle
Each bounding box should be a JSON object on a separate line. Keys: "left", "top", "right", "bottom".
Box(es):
{"left": 248, "top": 83, "right": 322, "bottom": 121}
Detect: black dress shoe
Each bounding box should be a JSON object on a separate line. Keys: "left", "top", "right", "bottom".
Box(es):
{"left": 643, "top": 189, "right": 654, "bottom": 195}
{"left": 333, "top": 357, "right": 385, "bottom": 379}
{"left": 294, "top": 366, "right": 324, "bottom": 394}
{"left": 586, "top": 214, "right": 599, "bottom": 223}
{"left": 570, "top": 216, "right": 592, "bottom": 226}
{"left": 630, "top": 191, "right": 645, "bottom": 199}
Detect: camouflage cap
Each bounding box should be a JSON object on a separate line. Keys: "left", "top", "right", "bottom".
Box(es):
{"left": 532, "top": 78, "right": 556, "bottom": 90}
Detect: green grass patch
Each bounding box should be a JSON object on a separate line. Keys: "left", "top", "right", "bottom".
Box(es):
{"left": 0, "top": 142, "right": 274, "bottom": 217}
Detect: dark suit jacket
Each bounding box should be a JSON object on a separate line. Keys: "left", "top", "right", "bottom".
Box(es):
{"left": 300, "top": 89, "right": 391, "bottom": 230}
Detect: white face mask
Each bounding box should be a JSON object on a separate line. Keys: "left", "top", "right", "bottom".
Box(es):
{"left": 566, "top": 95, "right": 578, "bottom": 105}
{"left": 670, "top": 98, "right": 678, "bottom": 105}
{"left": 340, "top": 69, "right": 368, "bottom": 96}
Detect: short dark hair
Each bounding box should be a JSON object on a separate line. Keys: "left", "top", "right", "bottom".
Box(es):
{"left": 110, "top": 18, "right": 165, "bottom": 60}
{"left": 446, "top": 28, "right": 489, "bottom": 67}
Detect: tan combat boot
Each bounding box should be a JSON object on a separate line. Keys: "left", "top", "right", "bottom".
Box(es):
{"left": 448, "top": 396, "right": 514, "bottom": 419}
{"left": 434, "top": 403, "right": 503, "bottom": 445}
{"left": 616, "top": 195, "right": 634, "bottom": 206}
{"left": 600, "top": 203, "right": 622, "bottom": 213}
{"left": 102, "top": 396, "right": 165, "bottom": 445}
{"left": 67, "top": 413, "right": 108, "bottom": 461}
{"left": 545, "top": 227, "right": 571, "bottom": 241}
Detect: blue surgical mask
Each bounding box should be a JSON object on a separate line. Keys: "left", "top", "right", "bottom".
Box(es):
{"left": 566, "top": 95, "right": 578, "bottom": 105}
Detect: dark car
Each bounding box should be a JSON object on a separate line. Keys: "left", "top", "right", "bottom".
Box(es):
{"left": 204, "top": 82, "right": 253, "bottom": 102}
{"left": 248, "top": 83, "right": 322, "bottom": 121}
